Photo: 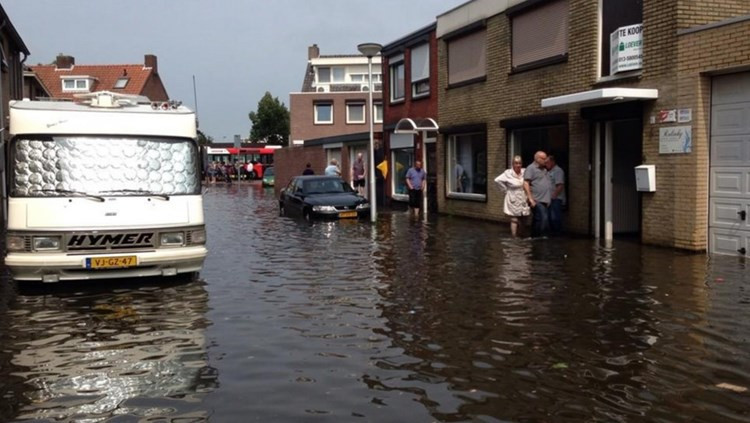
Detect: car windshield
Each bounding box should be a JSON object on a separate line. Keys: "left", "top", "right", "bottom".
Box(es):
{"left": 303, "top": 179, "right": 349, "bottom": 194}
{"left": 10, "top": 136, "right": 200, "bottom": 197}
{"left": 264, "top": 167, "right": 274, "bottom": 176}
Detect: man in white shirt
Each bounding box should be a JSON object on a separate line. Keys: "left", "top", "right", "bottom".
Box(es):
{"left": 546, "top": 155, "right": 566, "bottom": 234}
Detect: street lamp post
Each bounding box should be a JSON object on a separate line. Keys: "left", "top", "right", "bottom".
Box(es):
{"left": 357, "top": 42, "right": 382, "bottom": 224}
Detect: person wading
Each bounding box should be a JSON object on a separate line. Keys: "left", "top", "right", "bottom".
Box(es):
{"left": 494, "top": 155, "right": 531, "bottom": 237}
{"left": 523, "top": 151, "right": 552, "bottom": 237}
{"left": 405, "top": 160, "right": 426, "bottom": 218}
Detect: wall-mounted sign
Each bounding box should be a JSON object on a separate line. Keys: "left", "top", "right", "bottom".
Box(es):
{"left": 658, "top": 109, "right": 677, "bottom": 123}
{"left": 610, "top": 23, "right": 643, "bottom": 74}
{"left": 659, "top": 126, "right": 692, "bottom": 154}
{"left": 678, "top": 108, "right": 692, "bottom": 123}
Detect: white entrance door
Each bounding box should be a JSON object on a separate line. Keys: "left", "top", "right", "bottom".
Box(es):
{"left": 710, "top": 72, "right": 750, "bottom": 256}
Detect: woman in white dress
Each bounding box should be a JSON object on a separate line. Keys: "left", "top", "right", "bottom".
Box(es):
{"left": 494, "top": 155, "right": 531, "bottom": 237}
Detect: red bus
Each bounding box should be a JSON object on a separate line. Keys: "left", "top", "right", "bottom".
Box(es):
{"left": 204, "top": 145, "right": 279, "bottom": 178}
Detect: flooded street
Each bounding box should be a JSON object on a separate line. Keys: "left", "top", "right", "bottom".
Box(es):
{"left": 0, "top": 183, "right": 749, "bottom": 422}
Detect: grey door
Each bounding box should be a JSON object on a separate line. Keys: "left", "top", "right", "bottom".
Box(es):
{"left": 710, "top": 72, "right": 750, "bottom": 256}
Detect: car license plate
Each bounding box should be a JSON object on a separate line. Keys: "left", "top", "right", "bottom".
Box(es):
{"left": 86, "top": 256, "right": 137, "bottom": 269}
{"left": 339, "top": 211, "right": 357, "bottom": 219}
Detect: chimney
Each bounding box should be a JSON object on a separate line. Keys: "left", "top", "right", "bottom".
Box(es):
{"left": 55, "top": 54, "right": 74, "bottom": 69}
{"left": 308, "top": 44, "right": 320, "bottom": 60}
{"left": 144, "top": 54, "right": 158, "bottom": 73}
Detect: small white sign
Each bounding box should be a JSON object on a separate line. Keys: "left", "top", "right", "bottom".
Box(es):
{"left": 658, "top": 109, "right": 677, "bottom": 123}
{"left": 610, "top": 23, "right": 643, "bottom": 74}
{"left": 678, "top": 108, "right": 692, "bottom": 123}
{"left": 659, "top": 126, "right": 692, "bottom": 154}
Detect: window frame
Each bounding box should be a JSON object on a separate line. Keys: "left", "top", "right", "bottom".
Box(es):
{"left": 113, "top": 77, "right": 129, "bottom": 89}
{"left": 445, "top": 132, "right": 488, "bottom": 201}
{"left": 317, "top": 67, "right": 331, "bottom": 84}
{"left": 61, "top": 78, "right": 90, "bottom": 92}
{"left": 410, "top": 43, "right": 430, "bottom": 98}
{"left": 389, "top": 54, "right": 405, "bottom": 103}
{"left": 332, "top": 67, "right": 345, "bottom": 83}
{"left": 373, "top": 102, "right": 383, "bottom": 124}
{"left": 346, "top": 102, "right": 366, "bottom": 124}
{"left": 313, "top": 102, "right": 333, "bottom": 125}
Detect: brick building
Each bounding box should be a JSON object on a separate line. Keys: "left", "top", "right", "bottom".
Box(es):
{"left": 30, "top": 54, "right": 169, "bottom": 101}
{"left": 433, "top": 0, "right": 750, "bottom": 255}
{"left": 276, "top": 45, "right": 384, "bottom": 197}
{"left": 381, "top": 23, "right": 439, "bottom": 210}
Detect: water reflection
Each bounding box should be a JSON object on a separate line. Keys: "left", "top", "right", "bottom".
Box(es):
{"left": 0, "top": 278, "right": 216, "bottom": 422}
{"left": 1, "top": 185, "right": 748, "bottom": 422}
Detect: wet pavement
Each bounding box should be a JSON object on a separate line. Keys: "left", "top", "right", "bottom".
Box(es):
{"left": 0, "top": 182, "right": 749, "bottom": 422}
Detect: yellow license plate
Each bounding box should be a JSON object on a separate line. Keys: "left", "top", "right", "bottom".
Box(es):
{"left": 86, "top": 256, "right": 137, "bottom": 269}
{"left": 339, "top": 211, "right": 357, "bottom": 219}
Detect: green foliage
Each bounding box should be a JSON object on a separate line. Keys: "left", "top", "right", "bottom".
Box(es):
{"left": 248, "top": 92, "right": 290, "bottom": 146}
{"left": 196, "top": 129, "right": 213, "bottom": 146}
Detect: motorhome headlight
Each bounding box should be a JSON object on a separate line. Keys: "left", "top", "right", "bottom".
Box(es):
{"left": 7, "top": 235, "right": 26, "bottom": 252}
{"left": 33, "top": 236, "right": 61, "bottom": 251}
{"left": 160, "top": 231, "right": 185, "bottom": 247}
{"left": 190, "top": 229, "right": 207, "bottom": 245}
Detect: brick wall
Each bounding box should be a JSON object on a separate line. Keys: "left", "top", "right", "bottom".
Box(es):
{"left": 141, "top": 73, "right": 169, "bottom": 101}
{"left": 437, "top": 0, "right": 600, "bottom": 233}
{"left": 677, "top": 0, "right": 750, "bottom": 29}
{"left": 273, "top": 146, "right": 327, "bottom": 197}
{"left": 289, "top": 92, "right": 382, "bottom": 143}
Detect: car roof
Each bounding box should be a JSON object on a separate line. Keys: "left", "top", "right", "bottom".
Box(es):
{"left": 294, "top": 175, "right": 342, "bottom": 181}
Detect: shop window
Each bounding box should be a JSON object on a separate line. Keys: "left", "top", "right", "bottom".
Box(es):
{"left": 511, "top": 0, "right": 568, "bottom": 70}
{"left": 389, "top": 54, "right": 405, "bottom": 102}
{"left": 314, "top": 102, "right": 333, "bottom": 124}
{"left": 410, "top": 43, "right": 430, "bottom": 97}
{"left": 447, "top": 133, "right": 487, "bottom": 199}
{"left": 391, "top": 148, "right": 414, "bottom": 200}
{"left": 346, "top": 102, "right": 365, "bottom": 124}
{"left": 447, "top": 30, "right": 486, "bottom": 86}
{"left": 601, "top": 0, "right": 643, "bottom": 76}
{"left": 509, "top": 125, "right": 568, "bottom": 181}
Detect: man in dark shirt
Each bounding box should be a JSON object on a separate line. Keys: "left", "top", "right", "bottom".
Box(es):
{"left": 302, "top": 163, "right": 314, "bottom": 175}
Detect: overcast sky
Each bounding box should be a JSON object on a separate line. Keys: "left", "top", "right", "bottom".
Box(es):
{"left": 4, "top": 0, "right": 465, "bottom": 142}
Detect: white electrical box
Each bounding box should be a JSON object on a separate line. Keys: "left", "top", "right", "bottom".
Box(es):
{"left": 635, "top": 164, "right": 656, "bottom": 192}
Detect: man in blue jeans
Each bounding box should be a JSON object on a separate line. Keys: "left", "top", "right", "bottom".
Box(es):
{"left": 546, "top": 155, "right": 566, "bottom": 234}
{"left": 523, "top": 151, "right": 551, "bottom": 237}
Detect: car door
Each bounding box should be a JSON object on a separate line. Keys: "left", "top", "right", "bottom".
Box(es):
{"left": 286, "top": 179, "right": 306, "bottom": 216}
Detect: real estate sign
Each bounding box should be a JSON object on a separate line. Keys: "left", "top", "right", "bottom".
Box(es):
{"left": 610, "top": 23, "right": 643, "bottom": 74}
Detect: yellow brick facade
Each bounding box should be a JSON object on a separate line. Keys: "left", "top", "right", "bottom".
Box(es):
{"left": 436, "top": 0, "right": 750, "bottom": 251}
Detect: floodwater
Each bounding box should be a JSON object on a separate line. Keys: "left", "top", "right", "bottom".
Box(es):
{"left": 0, "top": 183, "right": 749, "bottom": 422}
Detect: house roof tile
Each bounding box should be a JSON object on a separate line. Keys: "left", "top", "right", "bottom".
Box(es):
{"left": 30, "top": 63, "right": 155, "bottom": 100}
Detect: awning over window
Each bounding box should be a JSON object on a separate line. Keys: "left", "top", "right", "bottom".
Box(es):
{"left": 541, "top": 88, "right": 658, "bottom": 108}
{"left": 393, "top": 117, "right": 439, "bottom": 134}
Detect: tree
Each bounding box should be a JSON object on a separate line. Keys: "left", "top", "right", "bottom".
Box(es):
{"left": 196, "top": 129, "right": 213, "bottom": 146}
{"left": 248, "top": 92, "right": 290, "bottom": 146}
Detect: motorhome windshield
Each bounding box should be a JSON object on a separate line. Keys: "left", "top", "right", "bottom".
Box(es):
{"left": 10, "top": 136, "right": 200, "bottom": 197}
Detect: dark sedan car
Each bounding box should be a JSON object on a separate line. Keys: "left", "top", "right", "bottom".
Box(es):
{"left": 279, "top": 175, "right": 370, "bottom": 221}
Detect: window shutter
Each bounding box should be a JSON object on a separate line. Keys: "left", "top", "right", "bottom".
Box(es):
{"left": 410, "top": 43, "right": 429, "bottom": 82}
{"left": 448, "top": 30, "right": 486, "bottom": 84}
{"left": 512, "top": 0, "right": 569, "bottom": 68}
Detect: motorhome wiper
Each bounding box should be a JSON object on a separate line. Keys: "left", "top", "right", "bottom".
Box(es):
{"left": 32, "top": 189, "right": 106, "bottom": 202}
{"left": 101, "top": 189, "right": 170, "bottom": 200}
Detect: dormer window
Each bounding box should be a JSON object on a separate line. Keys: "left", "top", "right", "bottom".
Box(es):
{"left": 61, "top": 77, "right": 91, "bottom": 92}
{"left": 113, "top": 77, "right": 129, "bottom": 89}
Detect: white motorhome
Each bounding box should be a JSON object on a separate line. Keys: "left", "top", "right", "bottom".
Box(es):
{"left": 4, "top": 91, "right": 207, "bottom": 282}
